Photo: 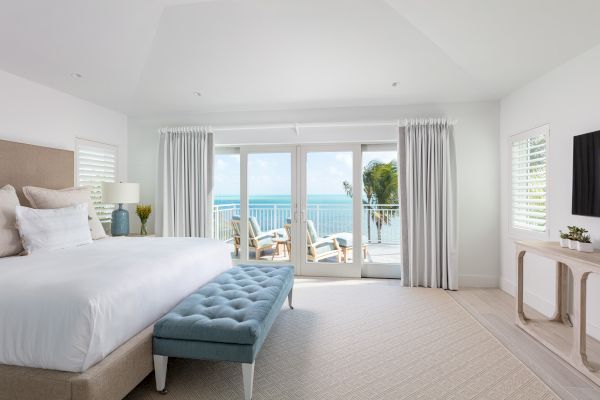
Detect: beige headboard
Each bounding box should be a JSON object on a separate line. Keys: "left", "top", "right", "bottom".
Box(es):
{"left": 0, "top": 139, "right": 74, "bottom": 206}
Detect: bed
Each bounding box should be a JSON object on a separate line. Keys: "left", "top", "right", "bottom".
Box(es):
{"left": 0, "top": 236, "right": 232, "bottom": 372}
{"left": 0, "top": 139, "right": 233, "bottom": 400}
{"left": 0, "top": 237, "right": 232, "bottom": 399}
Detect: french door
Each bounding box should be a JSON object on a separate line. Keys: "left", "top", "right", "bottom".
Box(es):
{"left": 215, "top": 144, "right": 401, "bottom": 278}
{"left": 237, "top": 147, "right": 298, "bottom": 267}
{"left": 299, "top": 144, "right": 362, "bottom": 277}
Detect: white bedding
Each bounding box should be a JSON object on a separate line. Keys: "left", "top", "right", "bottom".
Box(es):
{"left": 0, "top": 237, "right": 232, "bottom": 372}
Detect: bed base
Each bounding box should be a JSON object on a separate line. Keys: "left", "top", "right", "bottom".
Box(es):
{"left": 0, "top": 325, "right": 154, "bottom": 400}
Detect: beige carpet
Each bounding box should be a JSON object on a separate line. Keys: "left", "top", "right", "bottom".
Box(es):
{"left": 126, "top": 278, "right": 558, "bottom": 400}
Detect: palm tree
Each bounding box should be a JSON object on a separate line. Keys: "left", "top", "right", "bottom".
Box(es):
{"left": 370, "top": 161, "right": 398, "bottom": 243}
{"left": 343, "top": 160, "right": 398, "bottom": 243}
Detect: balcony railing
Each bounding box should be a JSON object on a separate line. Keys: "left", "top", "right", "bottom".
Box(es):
{"left": 212, "top": 203, "right": 400, "bottom": 244}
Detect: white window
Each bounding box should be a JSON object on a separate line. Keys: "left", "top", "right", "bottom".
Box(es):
{"left": 510, "top": 125, "right": 548, "bottom": 237}
{"left": 75, "top": 139, "right": 118, "bottom": 223}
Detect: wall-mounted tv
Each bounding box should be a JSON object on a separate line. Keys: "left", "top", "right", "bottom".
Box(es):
{"left": 573, "top": 130, "right": 600, "bottom": 217}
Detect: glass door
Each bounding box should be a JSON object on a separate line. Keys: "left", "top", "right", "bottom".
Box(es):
{"left": 238, "top": 147, "right": 298, "bottom": 266}
{"left": 213, "top": 147, "right": 241, "bottom": 262}
{"left": 299, "top": 144, "right": 362, "bottom": 277}
{"left": 214, "top": 143, "right": 401, "bottom": 279}
{"left": 360, "top": 144, "right": 401, "bottom": 278}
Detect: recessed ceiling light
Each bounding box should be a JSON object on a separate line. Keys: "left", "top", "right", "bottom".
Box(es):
{"left": 391, "top": 82, "right": 399, "bottom": 87}
{"left": 70, "top": 72, "right": 83, "bottom": 79}
{"left": 193, "top": 91, "right": 202, "bottom": 97}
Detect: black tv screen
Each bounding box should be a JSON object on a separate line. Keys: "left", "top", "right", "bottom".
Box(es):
{"left": 573, "top": 130, "right": 600, "bottom": 217}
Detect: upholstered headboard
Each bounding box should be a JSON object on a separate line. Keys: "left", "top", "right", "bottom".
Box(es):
{"left": 0, "top": 139, "right": 74, "bottom": 206}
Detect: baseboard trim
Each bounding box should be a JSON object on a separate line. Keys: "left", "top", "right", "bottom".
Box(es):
{"left": 499, "top": 278, "right": 515, "bottom": 296}
{"left": 590, "top": 322, "right": 600, "bottom": 340}
{"left": 459, "top": 274, "right": 499, "bottom": 288}
{"left": 500, "top": 278, "right": 554, "bottom": 316}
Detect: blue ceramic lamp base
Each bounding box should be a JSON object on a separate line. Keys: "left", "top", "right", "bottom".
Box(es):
{"left": 111, "top": 204, "right": 130, "bottom": 236}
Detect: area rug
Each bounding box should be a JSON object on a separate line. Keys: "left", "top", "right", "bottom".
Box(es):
{"left": 126, "top": 278, "right": 558, "bottom": 399}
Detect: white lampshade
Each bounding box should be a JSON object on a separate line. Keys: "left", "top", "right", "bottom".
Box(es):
{"left": 102, "top": 182, "right": 140, "bottom": 204}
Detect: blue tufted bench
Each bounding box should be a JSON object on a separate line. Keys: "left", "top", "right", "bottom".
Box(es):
{"left": 152, "top": 264, "right": 294, "bottom": 400}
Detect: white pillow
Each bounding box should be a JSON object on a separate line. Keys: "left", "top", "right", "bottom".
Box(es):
{"left": 0, "top": 185, "right": 23, "bottom": 257}
{"left": 15, "top": 203, "right": 93, "bottom": 254}
{"left": 22, "top": 186, "right": 107, "bottom": 240}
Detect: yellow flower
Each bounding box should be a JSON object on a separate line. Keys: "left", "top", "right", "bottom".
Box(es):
{"left": 136, "top": 204, "right": 152, "bottom": 223}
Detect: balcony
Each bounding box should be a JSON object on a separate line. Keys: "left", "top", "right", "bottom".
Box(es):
{"left": 213, "top": 203, "right": 401, "bottom": 264}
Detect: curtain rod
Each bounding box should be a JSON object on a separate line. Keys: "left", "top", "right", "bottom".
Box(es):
{"left": 209, "top": 119, "right": 456, "bottom": 133}
{"left": 210, "top": 120, "right": 401, "bottom": 133}
{"left": 160, "top": 120, "right": 457, "bottom": 134}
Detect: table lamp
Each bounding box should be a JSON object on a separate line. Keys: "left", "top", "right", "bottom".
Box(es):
{"left": 102, "top": 182, "right": 140, "bottom": 236}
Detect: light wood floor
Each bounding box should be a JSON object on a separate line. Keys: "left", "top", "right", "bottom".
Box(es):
{"left": 450, "top": 288, "right": 600, "bottom": 400}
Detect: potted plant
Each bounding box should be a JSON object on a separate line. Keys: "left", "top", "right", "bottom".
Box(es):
{"left": 567, "top": 225, "right": 580, "bottom": 249}
{"left": 577, "top": 233, "right": 594, "bottom": 253}
{"left": 559, "top": 230, "right": 570, "bottom": 248}
{"left": 136, "top": 204, "right": 152, "bottom": 236}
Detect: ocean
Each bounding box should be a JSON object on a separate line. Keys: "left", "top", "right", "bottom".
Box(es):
{"left": 214, "top": 194, "right": 353, "bottom": 235}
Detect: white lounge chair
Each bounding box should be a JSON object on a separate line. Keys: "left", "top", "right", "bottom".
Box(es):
{"left": 231, "top": 215, "right": 275, "bottom": 259}
{"left": 285, "top": 219, "right": 342, "bottom": 262}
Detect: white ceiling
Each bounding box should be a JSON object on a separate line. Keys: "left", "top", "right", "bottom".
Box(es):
{"left": 1, "top": 0, "right": 600, "bottom": 116}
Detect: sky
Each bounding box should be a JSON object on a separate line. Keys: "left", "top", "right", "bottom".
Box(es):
{"left": 214, "top": 150, "right": 396, "bottom": 196}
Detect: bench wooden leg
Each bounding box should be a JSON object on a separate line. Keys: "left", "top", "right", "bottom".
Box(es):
{"left": 288, "top": 288, "right": 294, "bottom": 310}
{"left": 242, "top": 362, "right": 255, "bottom": 400}
{"left": 153, "top": 355, "right": 169, "bottom": 394}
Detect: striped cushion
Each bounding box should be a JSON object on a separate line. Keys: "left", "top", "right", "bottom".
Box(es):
{"left": 15, "top": 203, "right": 93, "bottom": 254}
{"left": 306, "top": 220, "right": 319, "bottom": 244}
{"left": 249, "top": 216, "right": 262, "bottom": 236}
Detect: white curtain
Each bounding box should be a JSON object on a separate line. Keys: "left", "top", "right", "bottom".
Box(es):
{"left": 398, "top": 119, "right": 458, "bottom": 290}
{"left": 157, "top": 126, "right": 214, "bottom": 237}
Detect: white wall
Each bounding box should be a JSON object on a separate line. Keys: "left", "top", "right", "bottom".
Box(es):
{"left": 129, "top": 101, "right": 500, "bottom": 287}
{"left": 0, "top": 69, "right": 128, "bottom": 181}
{"left": 500, "top": 43, "right": 600, "bottom": 339}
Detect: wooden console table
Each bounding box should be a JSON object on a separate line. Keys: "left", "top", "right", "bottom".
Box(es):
{"left": 515, "top": 240, "right": 600, "bottom": 386}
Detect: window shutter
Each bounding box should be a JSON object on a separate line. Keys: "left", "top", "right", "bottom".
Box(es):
{"left": 76, "top": 139, "right": 118, "bottom": 223}
{"left": 511, "top": 127, "right": 548, "bottom": 234}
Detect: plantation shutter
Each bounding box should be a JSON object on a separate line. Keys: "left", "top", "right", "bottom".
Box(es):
{"left": 76, "top": 139, "right": 118, "bottom": 223}
{"left": 511, "top": 126, "right": 548, "bottom": 234}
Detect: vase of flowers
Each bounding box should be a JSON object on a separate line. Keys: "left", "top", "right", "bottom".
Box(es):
{"left": 136, "top": 204, "right": 152, "bottom": 236}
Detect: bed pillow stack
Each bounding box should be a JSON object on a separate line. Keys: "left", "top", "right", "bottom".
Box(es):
{"left": 23, "top": 186, "right": 107, "bottom": 240}
{"left": 0, "top": 185, "right": 23, "bottom": 257}
{"left": 16, "top": 203, "right": 93, "bottom": 254}
{"left": 0, "top": 185, "right": 107, "bottom": 256}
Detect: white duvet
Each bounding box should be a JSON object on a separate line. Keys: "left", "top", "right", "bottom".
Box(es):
{"left": 0, "top": 237, "right": 232, "bottom": 372}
